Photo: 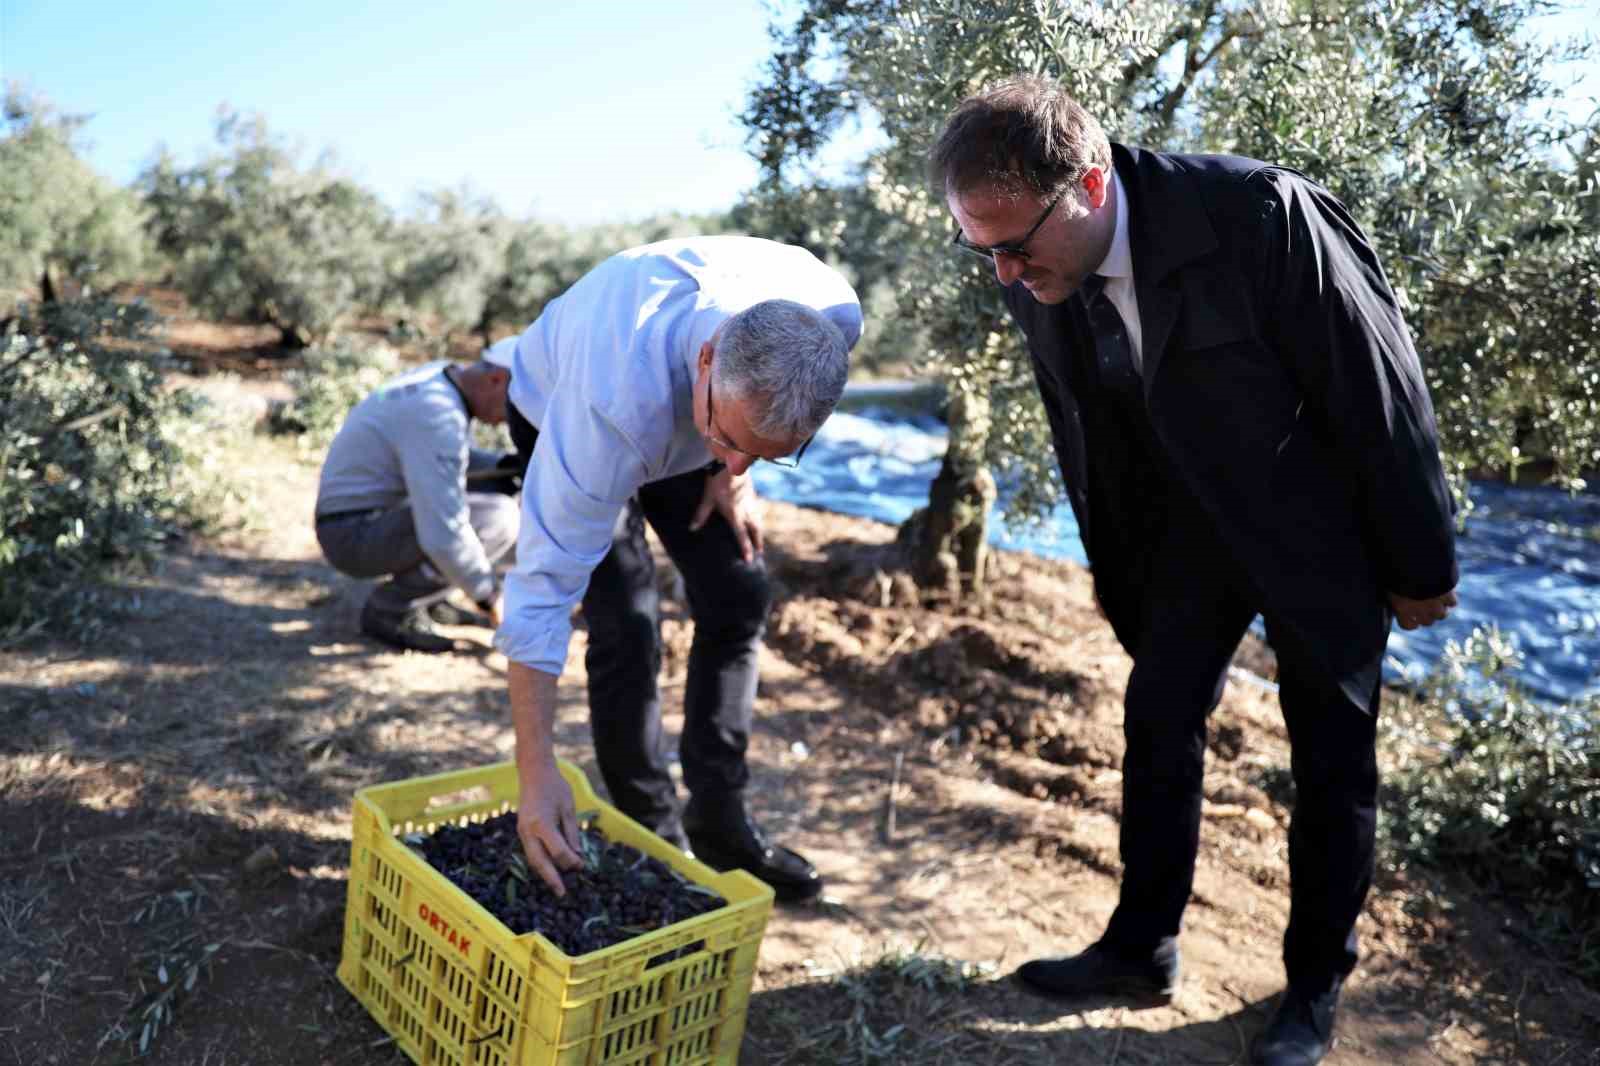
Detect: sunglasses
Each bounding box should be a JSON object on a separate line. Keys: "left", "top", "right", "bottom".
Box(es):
{"left": 950, "top": 189, "right": 1065, "bottom": 261}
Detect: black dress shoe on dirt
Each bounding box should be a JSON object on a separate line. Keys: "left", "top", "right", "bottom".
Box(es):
{"left": 1251, "top": 982, "right": 1341, "bottom": 1066}
{"left": 361, "top": 604, "right": 456, "bottom": 653}
{"left": 683, "top": 799, "right": 823, "bottom": 904}
{"left": 1016, "top": 939, "right": 1180, "bottom": 1003}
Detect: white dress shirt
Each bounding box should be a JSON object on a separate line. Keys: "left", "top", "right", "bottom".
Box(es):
{"left": 495, "top": 235, "right": 862, "bottom": 675}
{"left": 1092, "top": 170, "right": 1144, "bottom": 373}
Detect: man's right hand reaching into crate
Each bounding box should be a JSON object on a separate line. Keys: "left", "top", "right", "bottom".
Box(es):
{"left": 510, "top": 662, "right": 585, "bottom": 896}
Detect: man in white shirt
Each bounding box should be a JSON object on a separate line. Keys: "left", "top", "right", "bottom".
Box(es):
{"left": 315, "top": 346, "right": 518, "bottom": 652}
{"left": 496, "top": 236, "right": 860, "bottom": 903}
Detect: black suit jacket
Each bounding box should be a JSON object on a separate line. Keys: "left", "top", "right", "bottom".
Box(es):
{"left": 1005, "top": 145, "right": 1458, "bottom": 696}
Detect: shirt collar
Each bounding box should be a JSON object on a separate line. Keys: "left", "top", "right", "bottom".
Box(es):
{"left": 440, "top": 364, "right": 472, "bottom": 417}
{"left": 1092, "top": 169, "right": 1133, "bottom": 280}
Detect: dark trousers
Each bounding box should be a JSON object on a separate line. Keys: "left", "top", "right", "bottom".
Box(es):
{"left": 1101, "top": 492, "right": 1382, "bottom": 996}
{"left": 508, "top": 404, "right": 771, "bottom": 832}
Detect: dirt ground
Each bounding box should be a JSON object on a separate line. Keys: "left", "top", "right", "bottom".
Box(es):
{"left": 3, "top": 363, "right": 1598, "bottom": 1066}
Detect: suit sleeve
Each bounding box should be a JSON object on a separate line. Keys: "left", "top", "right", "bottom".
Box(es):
{"left": 1254, "top": 169, "right": 1458, "bottom": 600}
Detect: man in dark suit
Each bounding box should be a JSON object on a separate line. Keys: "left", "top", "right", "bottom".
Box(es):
{"left": 931, "top": 76, "right": 1459, "bottom": 1066}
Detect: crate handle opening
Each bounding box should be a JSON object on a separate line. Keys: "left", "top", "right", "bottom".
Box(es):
{"left": 425, "top": 785, "right": 495, "bottom": 810}
{"left": 645, "top": 939, "right": 706, "bottom": 970}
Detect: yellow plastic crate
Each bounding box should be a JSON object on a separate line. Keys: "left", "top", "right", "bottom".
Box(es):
{"left": 337, "top": 760, "right": 774, "bottom": 1066}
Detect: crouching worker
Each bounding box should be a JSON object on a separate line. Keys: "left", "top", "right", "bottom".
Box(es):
{"left": 314, "top": 344, "right": 520, "bottom": 652}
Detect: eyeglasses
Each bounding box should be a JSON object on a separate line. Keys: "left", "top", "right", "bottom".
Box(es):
{"left": 705, "top": 371, "right": 811, "bottom": 469}
{"left": 951, "top": 189, "right": 1064, "bottom": 261}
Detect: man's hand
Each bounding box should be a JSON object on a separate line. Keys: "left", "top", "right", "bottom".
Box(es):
{"left": 690, "top": 466, "right": 764, "bottom": 562}
{"left": 1388, "top": 589, "right": 1459, "bottom": 630}
{"left": 508, "top": 663, "right": 584, "bottom": 895}
{"left": 515, "top": 754, "right": 584, "bottom": 896}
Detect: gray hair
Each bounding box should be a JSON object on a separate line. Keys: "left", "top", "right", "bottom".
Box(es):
{"left": 929, "top": 74, "right": 1112, "bottom": 201}
{"left": 713, "top": 299, "right": 850, "bottom": 441}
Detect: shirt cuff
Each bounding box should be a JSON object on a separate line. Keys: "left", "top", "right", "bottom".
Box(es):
{"left": 492, "top": 610, "right": 573, "bottom": 677}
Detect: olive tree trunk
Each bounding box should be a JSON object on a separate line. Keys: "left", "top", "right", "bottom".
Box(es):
{"left": 894, "top": 388, "right": 996, "bottom": 605}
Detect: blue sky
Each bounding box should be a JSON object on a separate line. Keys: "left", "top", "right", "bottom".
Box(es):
{"left": 0, "top": 1, "right": 793, "bottom": 223}
{"left": 2, "top": 1, "right": 1594, "bottom": 226}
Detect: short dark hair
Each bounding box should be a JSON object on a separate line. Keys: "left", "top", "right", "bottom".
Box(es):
{"left": 929, "top": 74, "right": 1112, "bottom": 201}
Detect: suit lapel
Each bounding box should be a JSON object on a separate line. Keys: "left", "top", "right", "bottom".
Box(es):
{"left": 1113, "top": 145, "right": 1218, "bottom": 400}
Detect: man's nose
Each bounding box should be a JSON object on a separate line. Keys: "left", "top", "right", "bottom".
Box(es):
{"left": 727, "top": 453, "right": 757, "bottom": 476}
{"left": 993, "top": 252, "right": 1027, "bottom": 285}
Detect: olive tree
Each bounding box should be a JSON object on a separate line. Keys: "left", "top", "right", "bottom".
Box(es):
{"left": 0, "top": 84, "right": 149, "bottom": 306}
{"left": 477, "top": 211, "right": 736, "bottom": 340}
{"left": 138, "top": 110, "right": 393, "bottom": 348}
{"left": 0, "top": 297, "right": 209, "bottom": 639}
{"left": 743, "top": 0, "right": 1598, "bottom": 599}
{"left": 387, "top": 186, "right": 509, "bottom": 346}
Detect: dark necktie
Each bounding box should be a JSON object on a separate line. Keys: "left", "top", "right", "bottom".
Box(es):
{"left": 1080, "top": 274, "right": 1141, "bottom": 400}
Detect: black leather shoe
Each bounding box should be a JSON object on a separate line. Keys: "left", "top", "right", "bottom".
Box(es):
{"left": 683, "top": 797, "right": 823, "bottom": 903}
{"left": 427, "top": 600, "right": 495, "bottom": 628}
{"left": 1016, "top": 939, "right": 1180, "bottom": 1003}
{"left": 361, "top": 603, "right": 455, "bottom": 653}
{"left": 1251, "top": 982, "right": 1341, "bottom": 1065}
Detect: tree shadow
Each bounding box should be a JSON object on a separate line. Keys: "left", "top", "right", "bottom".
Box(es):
{"left": 740, "top": 962, "right": 1274, "bottom": 1066}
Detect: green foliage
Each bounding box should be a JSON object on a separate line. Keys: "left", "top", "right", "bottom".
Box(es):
{"left": 0, "top": 83, "right": 149, "bottom": 303}
{"left": 1383, "top": 626, "right": 1600, "bottom": 985}
{"left": 266, "top": 343, "right": 401, "bottom": 450}
{"left": 387, "top": 186, "right": 508, "bottom": 342}
{"left": 138, "top": 109, "right": 393, "bottom": 347}
{"left": 0, "top": 297, "right": 211, "bottom": 640}
{"left": 731, "top": 181, "right": 922, "bottom": 378}
{"left": 1188, "top": 0, "right": 1600, "bottom": 494}
{"left": 1412, "top": 151, "right": 1600, "bottom": 491}
{"left": 478, "top": 211, "right": 736, "bottom": 339}
{"left": 384, "top": 203, "right": 736, "bottom": 348}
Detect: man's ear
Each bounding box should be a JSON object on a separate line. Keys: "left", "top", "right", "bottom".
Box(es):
{"left": 1083, "top": 165, "right": 1109, "bottom": 210}
{"left": 697, "top": 340, "right": 714, "bottom": 373}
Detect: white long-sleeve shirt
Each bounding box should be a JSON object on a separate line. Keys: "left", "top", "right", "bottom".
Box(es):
{"left": 315, "top": 363, "right": 502, "bottom": 605}
{"left": 495, "top": 236, "right": 861, "bottom": 675}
